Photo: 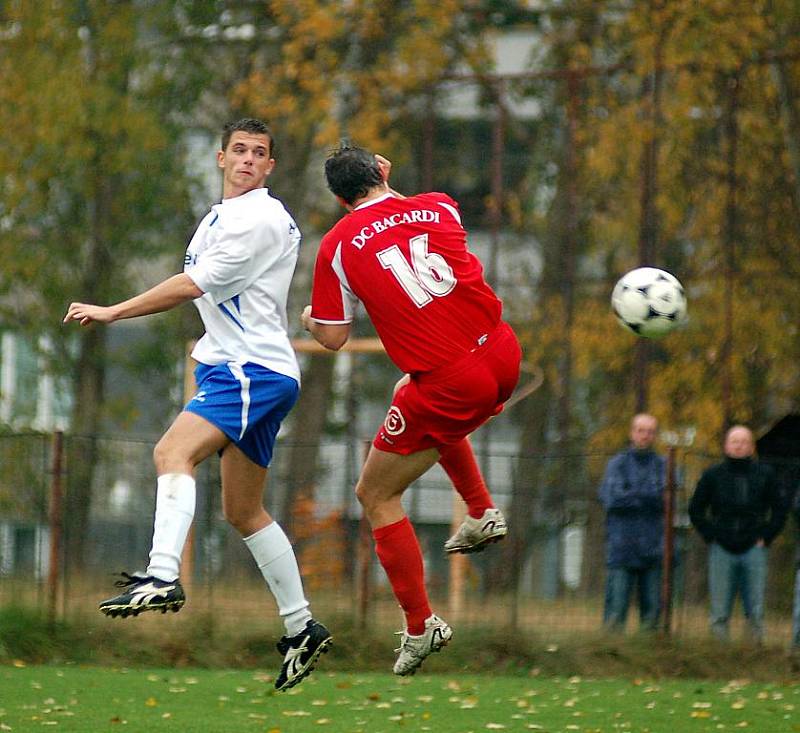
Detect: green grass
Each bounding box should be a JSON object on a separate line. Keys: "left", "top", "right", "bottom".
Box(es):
{"left": 1, "top": 665, "right": 799, "bottom": 733}
{"left": 3, "top": 605, "right": 799, "bottom": 682}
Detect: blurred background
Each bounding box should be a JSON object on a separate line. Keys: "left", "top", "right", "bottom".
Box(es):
{"left": 0, "top": 1, "right": 798, "bottom": 644}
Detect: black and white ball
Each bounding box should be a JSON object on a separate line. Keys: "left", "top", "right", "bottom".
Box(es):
{"left": 611, "top": 267, "right": 687, "bottom": 338}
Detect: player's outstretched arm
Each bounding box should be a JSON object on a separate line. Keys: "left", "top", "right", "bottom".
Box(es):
{"left": 301, "top": 305, "right": 351, "bottom": 351}
{"left": 64, "top": 273, "right": 203, "bottom": 327}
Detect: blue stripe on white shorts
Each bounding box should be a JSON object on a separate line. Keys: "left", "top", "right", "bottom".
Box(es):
{"left": 185, "top": 361, "right": 299, "bottom": 468}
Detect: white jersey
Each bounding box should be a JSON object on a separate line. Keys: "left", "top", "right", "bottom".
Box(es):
{"left": 184, "top": 187, "right": 301, "bottom": 383}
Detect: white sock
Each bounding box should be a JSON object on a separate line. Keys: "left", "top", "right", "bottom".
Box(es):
{"left": 146, "top": 473, "right": 196, "bottom": 582}
{"left": 244, "top": 522, "right": 312, "bottom": 636}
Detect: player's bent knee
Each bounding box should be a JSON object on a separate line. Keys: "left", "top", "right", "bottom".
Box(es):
{"left": 152, "top": 439, "right": 171, "bottom": 473}
{"left": 354, "top": 481, "right": 369, "bottom": 508}
{"left": 355, "top": 480, "right": 384, "bottom": 513}
{"left": 222, "top": 506, "right": 260, "bottom": 536}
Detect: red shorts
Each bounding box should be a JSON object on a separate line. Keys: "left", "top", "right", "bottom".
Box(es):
{"left": 374, "top": 321, "right": 522, "bottom": 455}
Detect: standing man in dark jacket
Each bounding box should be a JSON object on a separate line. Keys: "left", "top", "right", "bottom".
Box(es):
{"left": 599, "top": 414, "right": 666, "bottom": 631}
{"left": 689, "top": 425, "right": 787, "bottom": 642}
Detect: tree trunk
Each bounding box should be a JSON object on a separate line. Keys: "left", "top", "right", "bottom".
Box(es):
{"left": 277, "top": 355, "right": 337, "bottom": 539}
{"left": 634, "top": 1, "right": 665, "bottom": 413}
{"left": 721, "top": 72, "right": 740, "bottom": 431}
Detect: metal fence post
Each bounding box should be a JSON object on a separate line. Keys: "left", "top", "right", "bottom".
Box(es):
{"left": 181, "top": 341, "right": 197, "bottom": 588}
{"left": 357, "top": 439, "right": 372, "bottom": 630}
{"left": 661, "top": 445, "right": 676, "bottom": 635}
{"left": 47, "top": 430, "right": 64, "bottom": 625}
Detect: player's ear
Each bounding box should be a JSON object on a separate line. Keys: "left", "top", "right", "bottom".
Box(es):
{"left": 336, "top": 195, "right": 351, "bottom": 211}
{"left": 216, "top": 149, "right": 226, "bottom": 169}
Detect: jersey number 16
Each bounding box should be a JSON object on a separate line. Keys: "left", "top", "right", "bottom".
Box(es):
{"left": 377, "top": 233, "right": 457, "bottom": 308}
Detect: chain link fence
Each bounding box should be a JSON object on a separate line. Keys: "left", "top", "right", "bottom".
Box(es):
{"left": 0, "top": 432, "right": 797, "bottom": 645}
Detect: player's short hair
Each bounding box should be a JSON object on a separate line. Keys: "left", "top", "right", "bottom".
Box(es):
{"left": 325, "top": 145, "right": 383, "bottom": 205}
{"left": 221, "top": 118, "right": 274, "bottom": 156}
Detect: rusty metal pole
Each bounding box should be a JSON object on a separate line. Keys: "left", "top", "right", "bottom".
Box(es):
{"left": 660, "top": 445, "right": 676, "bottom": 635}
{"left": 357, "top": 439, "right": 373, "bottom": 630}
{"left": 448, "top": 495, "right": 468, "bottom": 621}
{"left": 477, "top": 80, "right": 506, "bottom": 489}
{"left": 47, "top": 430, "right": 64, "bottom": 625}
{"left": 181, "top": 341, "right": 197, "bottom": 589}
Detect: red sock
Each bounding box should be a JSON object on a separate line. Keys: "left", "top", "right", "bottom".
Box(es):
{"left": 438, "top": 439, "right": 493, "bottom": 519}
{"left": 373, "top": 517, "right": 431, "bottom": 635}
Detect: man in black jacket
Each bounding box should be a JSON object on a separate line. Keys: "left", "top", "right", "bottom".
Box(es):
{"left": 689, "top": 425, "right": 787, "bottom": 641}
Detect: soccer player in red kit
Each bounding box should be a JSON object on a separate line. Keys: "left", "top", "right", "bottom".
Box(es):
{"left": 302, "top": 146, "right": 521, "bottom": 675}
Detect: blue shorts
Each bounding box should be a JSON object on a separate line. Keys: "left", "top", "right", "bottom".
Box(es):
{"left": 185, "top": 362, "right": 299, "bottom": 468}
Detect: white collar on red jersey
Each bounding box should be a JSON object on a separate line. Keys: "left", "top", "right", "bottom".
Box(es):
{"left": 353, "top": 192, "right": 395, "bottom": 211}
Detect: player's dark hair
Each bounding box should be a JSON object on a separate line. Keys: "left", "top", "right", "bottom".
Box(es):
{"left": 325, "top": 145, "right": 384, "bottom": 205}
{"left": 221, "top": 118, "right": 274, "bottom": 157}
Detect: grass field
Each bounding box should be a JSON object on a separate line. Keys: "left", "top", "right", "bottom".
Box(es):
{"left": 1, "top": 665, "right": 799, "bottom": 733}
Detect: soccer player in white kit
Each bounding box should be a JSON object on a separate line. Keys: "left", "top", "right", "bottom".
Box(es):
{"left": 64, "top": 118, "right": 331, "bottom": 691}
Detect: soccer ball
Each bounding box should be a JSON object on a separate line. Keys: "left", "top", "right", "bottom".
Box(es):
{"left": 611, "top": 267, "right": 687, "bottom": 338}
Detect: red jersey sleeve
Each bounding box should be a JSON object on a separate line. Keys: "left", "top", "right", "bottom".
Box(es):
{"left": 310, "top": 232, "right": 358, "bottom": 324}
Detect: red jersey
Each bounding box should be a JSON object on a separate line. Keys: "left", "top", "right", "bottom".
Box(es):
{"left": 311, "top": 192, "right": 503, "bottom": 374}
